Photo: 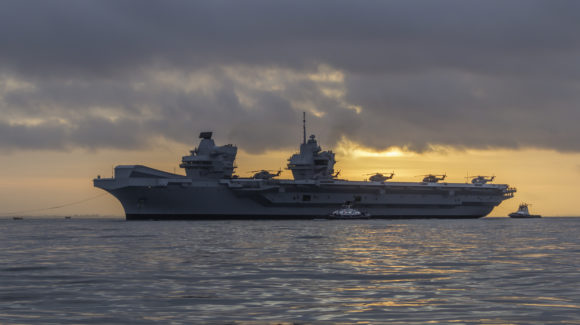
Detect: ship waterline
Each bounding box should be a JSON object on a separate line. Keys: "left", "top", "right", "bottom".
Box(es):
{"left": 94, "top": 115, "right": 515, "bottom": 220}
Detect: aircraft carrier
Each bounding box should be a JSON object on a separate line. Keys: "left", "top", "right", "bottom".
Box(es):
{"left": 94, "top": 114, "right": 516, "bottom": 220}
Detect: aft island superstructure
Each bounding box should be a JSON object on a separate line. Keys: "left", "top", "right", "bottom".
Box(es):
{"left": 94, "top": 116, "right": 516, "bottom": 220}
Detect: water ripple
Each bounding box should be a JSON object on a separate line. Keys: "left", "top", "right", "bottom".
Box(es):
{"left": 0, "top": 218, "right": 579, "bottom": 323}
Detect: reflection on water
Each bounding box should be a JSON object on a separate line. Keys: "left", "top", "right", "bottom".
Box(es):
{"left": 0, "top": 218, "right": 579, "bottom": 323}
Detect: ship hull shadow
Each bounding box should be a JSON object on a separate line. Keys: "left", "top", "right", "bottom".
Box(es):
{"left": 126, "top": 214, "right": 487, "bottom": 220}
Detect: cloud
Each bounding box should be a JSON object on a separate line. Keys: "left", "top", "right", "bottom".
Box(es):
{"left": 2, "top": 1, "right": 580, "bottom": 77}
{"left": 0, "top": 66, "right": 350, "bottom": 152}
{"left": 1, "top": 1, "right": 580, "bottom": 153}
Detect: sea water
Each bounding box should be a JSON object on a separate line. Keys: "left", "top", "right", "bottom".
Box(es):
{"left": 0, "top": 218, "right": 579, "bottom": 324}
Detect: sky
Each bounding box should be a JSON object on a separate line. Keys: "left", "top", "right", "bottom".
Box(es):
{"left": 1, "top": 0, "right": 580, "bottom": 217}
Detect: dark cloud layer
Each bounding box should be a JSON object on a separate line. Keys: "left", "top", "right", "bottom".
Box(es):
{"left": 1, "top": 0, "right": 580, "bottom": 153}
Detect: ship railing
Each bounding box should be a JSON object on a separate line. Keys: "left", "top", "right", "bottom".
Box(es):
{"left": 503, "top": 187, "right": 517, "bottom": 198}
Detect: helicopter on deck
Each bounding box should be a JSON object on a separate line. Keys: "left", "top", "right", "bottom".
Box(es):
{"left": 366, "top": 172, "right": 395, "bottom": 183}
{"left": 466, "top": 175, "right": 495, "bottom": 185}
{"left": 420, "top": 174, "right": 446, "bottom": 183}
{"left": 250, "top": 169, "right": 282, "bottom": 180}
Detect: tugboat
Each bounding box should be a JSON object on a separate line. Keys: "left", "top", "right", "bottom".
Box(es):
{"left": 329, "top": 203, "right": 370, "bottom": 219}
{"left": 509, "top": 203, "right": 541, "bottom": 218}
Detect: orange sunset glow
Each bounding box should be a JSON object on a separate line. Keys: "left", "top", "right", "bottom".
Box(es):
{"left": 1, "top": 2, "right": 580, "bottom": 219}
{"left": 1, "top": 136, "right": 578, "bottom": 217}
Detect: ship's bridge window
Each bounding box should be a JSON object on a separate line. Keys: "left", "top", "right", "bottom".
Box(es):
{"left": 302, "top": 195, "right": 311, "bottom": 201}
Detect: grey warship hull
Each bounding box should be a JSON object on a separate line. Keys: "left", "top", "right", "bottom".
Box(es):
{"left": 95, "top": 166, "right": 514, "bottom": 220}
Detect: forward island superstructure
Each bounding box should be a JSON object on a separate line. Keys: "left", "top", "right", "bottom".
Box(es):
{"left": 94, "top": 115, "right": 516, "bottom": 220}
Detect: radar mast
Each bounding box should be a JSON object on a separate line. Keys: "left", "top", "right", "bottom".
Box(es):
{"left": 303, "top": 111, "right": 306, "bottom": 144}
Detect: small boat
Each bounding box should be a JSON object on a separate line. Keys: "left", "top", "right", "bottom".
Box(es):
{"left": 12, "top": 216, "right": 23, "bottom": 220}
{"left": 509, "top": 203, "right": 541, "bottom": 218}
{"left": 329, "top": 204, "right": 370, "bottom": 219}
{"left": 64, "top": 216, "right": 72, "bottom": 219}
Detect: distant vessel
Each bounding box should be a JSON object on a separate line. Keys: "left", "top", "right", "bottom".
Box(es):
{"left": 12, "top": 216, "right": 23, "bottom": 220}
{"left": 329, "top": 204, "right": 369, "bottom": 219}
{"left": 94, "top": 113, "right": 516, "bottom": 220}
{"left": 509, "top": 203, "right": 541, "bottom": 218}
